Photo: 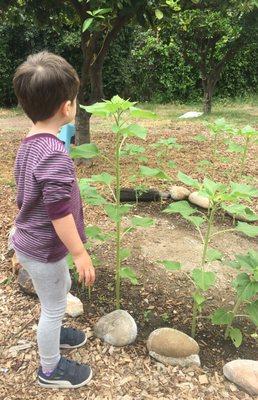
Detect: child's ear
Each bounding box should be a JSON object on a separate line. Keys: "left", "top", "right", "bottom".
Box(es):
{"left": 60, "top": 100, "right": 71, "bottom": 117}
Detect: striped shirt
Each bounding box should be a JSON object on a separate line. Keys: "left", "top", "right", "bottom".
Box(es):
{"left": 12, "top": 133, "right": 86, "bottom": 262}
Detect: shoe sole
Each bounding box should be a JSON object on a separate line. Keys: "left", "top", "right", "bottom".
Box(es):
{"left": 38, "top": 368, "right": 93, "bottom": 389}
{"left": 60, "top": 336, "right": 87, "bottom": 349}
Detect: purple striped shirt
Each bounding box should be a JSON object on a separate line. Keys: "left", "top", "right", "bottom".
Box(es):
{"left": 12, "top": 133, "right": 86, "bottom": 262}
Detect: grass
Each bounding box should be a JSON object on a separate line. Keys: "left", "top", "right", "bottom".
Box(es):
{"left": 140, "top": 94, "right": 258, "bottom": 127}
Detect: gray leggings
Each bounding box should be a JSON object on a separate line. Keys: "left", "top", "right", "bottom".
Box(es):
{"left": 16, "top": 251, "right": 71, "bottom": 371}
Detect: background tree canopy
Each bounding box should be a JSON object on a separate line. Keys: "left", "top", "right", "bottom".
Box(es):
{"left": 0, "top": 1, "right": 257, "bottom": 108}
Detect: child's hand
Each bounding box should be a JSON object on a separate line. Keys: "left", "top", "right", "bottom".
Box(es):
{"left": 73, "top": 250, "right": 95, "bottom": 287}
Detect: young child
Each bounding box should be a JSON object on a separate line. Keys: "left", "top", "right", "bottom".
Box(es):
{"left": 12, "top": 51, "right": 95, "bottom": 389}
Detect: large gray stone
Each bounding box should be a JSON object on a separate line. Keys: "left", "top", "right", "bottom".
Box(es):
{"left": 147, "top": 328, "right": 199, "bottom": 358}
{"left": 223, "top": 359, "right": 258, "bottom": 395}
{"left": 18, "top": 268, "right": 36, "bottom": 297}
{"left": 94, "top": 310, "right": 137, "bottom": 346}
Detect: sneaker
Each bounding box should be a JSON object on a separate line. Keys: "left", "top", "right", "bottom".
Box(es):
{"left": 60, "top": 327, "right": 87, "bottom": 349}
{"left": 38, "top": 357, "right": 92, "bottom": 389}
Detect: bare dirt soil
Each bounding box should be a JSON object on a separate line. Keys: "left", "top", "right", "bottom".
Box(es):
{"left": 0, "top": 110, "right": 257, "bottom": 400}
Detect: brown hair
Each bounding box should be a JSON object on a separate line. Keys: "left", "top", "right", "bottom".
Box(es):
{"left": 13, "top": 51, "right": 80, "bottom": 123}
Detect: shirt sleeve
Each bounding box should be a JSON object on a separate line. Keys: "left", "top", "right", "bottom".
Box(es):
{"left": 33, "top": 151, "right": 75, "bottom": 220}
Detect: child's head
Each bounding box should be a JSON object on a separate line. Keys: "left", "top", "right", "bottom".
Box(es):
{"left": 13, "top": 51, "right": 80, "bottom": 124}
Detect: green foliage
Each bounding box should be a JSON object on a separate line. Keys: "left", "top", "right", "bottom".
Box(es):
{"left": 212, "top": 250, "right": 258, "bottom": 346}
{"left": 79, "top": 96, "right": 156, "bottom": 308}
{"left": 158, "top": 260, "right": 182, "bottom": 270}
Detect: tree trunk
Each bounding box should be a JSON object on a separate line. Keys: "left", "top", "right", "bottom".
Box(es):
{"left": 202, "top": 78, "right": 214, "bottom": 114}
{"left": 75, "top": 105, "right": 90, "bottom": 145}
{"left": 203, "top": 86, "right": 213, "bottom": 114}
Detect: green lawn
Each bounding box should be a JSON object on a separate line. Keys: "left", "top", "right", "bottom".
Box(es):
{"left": 141, "top": 95, "right": 258, "bottom": 127}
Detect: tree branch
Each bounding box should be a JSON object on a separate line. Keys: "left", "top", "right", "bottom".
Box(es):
{"left": 92, "top": 13, "right": 132, "bottom": 68}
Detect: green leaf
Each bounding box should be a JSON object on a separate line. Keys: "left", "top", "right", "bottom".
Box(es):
{"left": 82, "top": 102, "right": 110, "bottom": 117}
{"left": 139, "top": 166, "right": 170, "bottom": 180}
{"left": 177, "top": 172, "right": 200, "bottom": 189}
{"left": 90, "top": 173, "right": 114, "bottom": 186}
{"left": 192, "top": 292, "right": 206, "bottom": 306}
{"left": 104, "top": 204, "right": 132, "bottom": 223}
{"left": 163, "top": 200, "right": 196, "bottom": 216}
{"left": 121, "top": 144, "right": 145, "bottom": 156}
{"left": 229, "top": 327, "right": 242, "bottom": 348}
{"left": 203, "top": 178, "right": 225, "bottom": 197}
{"left": 85, "top": 226, "right": 109, "bottom": 241}
{"left": 206, "top": 248, "right": 223, "bottom": 262}
{"left": 129, "top": 107, "right": 157, "bottom": 119}
{"left": 110, "top": 96, "right": 136, "bottom": 111}
{"left": 233, "top": 273, "right": 258, "bottom": 300}
{"left": 66, "top": 253, "right": 73, "bottom": 267}
{"left": 120, "top": 267, "right": 138, "bottom": 285}
{"left": 119, "top": 247, "right": 131, "bottom": 261}
{"left": 131, "top": 216, "right": 155, "bottom": 228}
{"left": 158, "top": 260, "right": 182, "bottom": 270}
{"left": 230, "top": 183, "right": 258, "bottom": 199}
{"left": 120, "top": 124, "right": 147, "bottom": 139}
{"left": 240, "top": 125, "right": 257, "bottom": 137}
{"left": 194, "top": 134, "right": 206, "bottom": 142}
{"left": 192, "top": 269, "right": 216, "bottom": 291}
{"left": 222, "top": 204, "right": 258, "bottom": 221}
{"left": 82, "top": 18, "right": 94, "bottom": 32}
{"left": 211, "top": 308, "right": 234, "bottom": 325}
{"left": 185, "top": 215, "right": 205, "bottom": 228}
{"left": 168, "top": 160, "right": 177, "bottom": 168}
{"left": 92, "top": 8, "right": 112, "bottom": 16}
{"left": 70, "top": 143, "right": 99, "bottom": 159}
{"left": 79, "top": 181, "right": 107, "bottom": 206}
{"left": 155, "top": 9, "right": 164, "bottom": 19}
{"left": 227, "top": 142, "right": 245, "bottom": 153}
{"left": 247, "top": 300, "right": 258, "bottom": 326}
{"left": 236, "top": 222, "right": 258, "bottom": 237}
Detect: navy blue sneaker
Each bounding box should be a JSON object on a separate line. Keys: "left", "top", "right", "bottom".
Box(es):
{"left": 60, "top": 327, "right": 87, "bottom": 349}
{"left": 38, "top": 357, "right": 92, "bottom": 389}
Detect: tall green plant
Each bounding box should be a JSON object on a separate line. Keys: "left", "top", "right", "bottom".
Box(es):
{"left": 160, "top": 173, "right": 258, "bottom": 338}
{"left": 71, "top": 95, "right": 156, "bottom": 309}
{"left": 211, "top": 250, "right": 258, "bottom": 347}
{"left": 227, "top": 125, "right": 258, "bottom": 179}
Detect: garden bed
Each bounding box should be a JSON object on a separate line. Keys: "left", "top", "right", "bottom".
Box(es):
{"left": 0, "top": 107, "right": 257, "bottom": 399}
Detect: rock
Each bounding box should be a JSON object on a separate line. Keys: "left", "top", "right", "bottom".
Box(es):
{"left": 189, "top": 192, "right": 210, "bottom": 209}
{"left": 169, "top": 186, "right": 190, "bottom": 201}
{"left": 18, "top": 268, "right": 36, "bottom": 297}
{"left": 147, "top": 328, "right": 199, "bottom": 358}
{"left": 94, "top": 310, "right": 137, "bottom": 346}
{"left": 223, "top": 359, "right": 258, "bottom": 395}
{"left": 12, "top": 252, "right": 22, "bottom": 273}
{"left": 149, "top": 351, "right": 200, "bottom": 367}
{"left": 66, "top": 293, "right": 84, "bottom": 317}
{"left": 179, "top": 111, "right": 203, "bottom": 119}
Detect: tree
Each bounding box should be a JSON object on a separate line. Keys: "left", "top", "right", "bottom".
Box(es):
{"left": 1, "top": 0, "right": 157, "bottom": 144}
{"left": 159, "top": 0, "right": 258, "bottom": 113}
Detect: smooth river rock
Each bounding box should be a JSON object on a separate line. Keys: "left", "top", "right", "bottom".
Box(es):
{"left": 169, "top": 186, "right": 190, "bottom": 201}
{"left": 147, "top": 328, "right": 199, "bottom": 358}
{"left": 18, "top": 268, "right": 36, "bottom": 297}
{"left": 149, "top": 351, "right": 200, "bottom": 367}
{"left": 66, "top": 293, "right": 84, "bottom": 317}
{"left": 223, "top": 359, "right": 258, "bottom": 395}
{"left": 189, "top": 192, "right": 210, "bottom": 209}
{"left": 94, "top": 310, "right": 137, "bottom": 346}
